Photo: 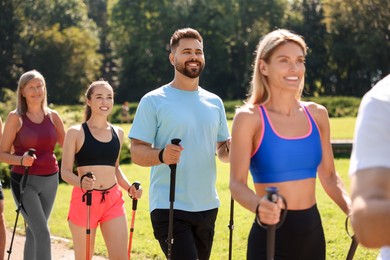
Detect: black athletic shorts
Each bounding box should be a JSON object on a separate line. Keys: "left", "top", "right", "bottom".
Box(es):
{"left": 151, "top": 208, "right": 218, "bottom": 260}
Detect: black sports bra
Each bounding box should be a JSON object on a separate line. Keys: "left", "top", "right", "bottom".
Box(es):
{"left": 75, "top": 123, "right": 120, "bottom": 167}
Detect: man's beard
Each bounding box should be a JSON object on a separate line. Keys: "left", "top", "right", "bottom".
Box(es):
{"left": 175, "top": 61, "right": 205, "bottom": 79}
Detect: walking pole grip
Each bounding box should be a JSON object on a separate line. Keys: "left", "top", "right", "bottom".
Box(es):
{"left": 84, "top": 172, "right": 94, "bottom": 206}
{"left": 21, "top": 148, "right": 36, "bottom": 188}
{"left": 169, "top": 138, "right": 181, "bottom": 203}
{"left": 27, "top": 149, "right": 36, "bottom": 160}
{"left": 132, "top": 181, "right": 141, "bottom": 210}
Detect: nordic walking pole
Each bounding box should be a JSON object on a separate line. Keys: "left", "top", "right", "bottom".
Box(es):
{"left": 345, "top": 216, "right": 358, "bottom": 260}
{"left": 82, "top": 172, "right": 94, "bottom": 260}
{"left": 265, "top": 187, "right": 288, "bottom": 260}
{"left": 346, "top": 236, "right": 358, "bottom": 260}
{"left": 128, "top": 181, "right": 141, "bottom": 260}
{"left": 167, "top": 138, "right": 181, "bottom": 260}
{"left": 228, "top": 196, "right": 234, "bottom": 260}
{"left": 7, "top": 148, "right": 35, "bottom": 260}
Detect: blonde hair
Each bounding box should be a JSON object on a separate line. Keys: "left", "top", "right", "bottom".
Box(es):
{"left": 84, "top": 80, "right": 113, "bottom": 121}
{"left": 247, "top": 29, "right": 308, "bottom": 105}
{"left": 16, "top": 70, "right": 48, "bottom": 115}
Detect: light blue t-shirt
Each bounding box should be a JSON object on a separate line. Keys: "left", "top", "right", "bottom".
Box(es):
{"left": 129, "top": 84, "right": 230, "bottom": 212}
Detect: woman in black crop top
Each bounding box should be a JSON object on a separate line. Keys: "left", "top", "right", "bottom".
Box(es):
{"left": 229, "top": 29, "right": 351, "bottom": 259}
{"left": 61, "top": 80, "right": 142, "bottom": 259}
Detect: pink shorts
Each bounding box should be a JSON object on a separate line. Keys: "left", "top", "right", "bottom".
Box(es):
{"left": 68, "top": 184, "right": 126, "bottom": 228}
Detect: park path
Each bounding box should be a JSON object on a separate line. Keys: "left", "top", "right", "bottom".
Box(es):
{"left": 5, "top": 228, "right": 108, "bottom": 260}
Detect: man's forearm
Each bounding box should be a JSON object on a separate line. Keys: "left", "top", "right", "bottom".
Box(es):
{"left": 131, "top": 144, "right": 162, "bottom": 167}
{"left": 217, "top": 140, "right": 230, "bottom": 163}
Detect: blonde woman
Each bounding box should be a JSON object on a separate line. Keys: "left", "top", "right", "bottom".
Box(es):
{"left": 0, "top": 70, "right": 65, "bottom": 260}
{"left": 229, "top": 29, "right": 351, "bottom": 259}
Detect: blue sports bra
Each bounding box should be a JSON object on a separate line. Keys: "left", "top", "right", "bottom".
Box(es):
{"left": 75, "top": 123, "right": 120, "bottom": 167}
{"left": 250, "top": 104, "right": 322, "bottom": 183}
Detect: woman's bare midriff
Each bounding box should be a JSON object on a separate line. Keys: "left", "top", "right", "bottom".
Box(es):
{"left": 77, "top": 165, "right": 117, "bottom": 190}
{"left": 254, "top": 178, "right": 317, "bottom": 210}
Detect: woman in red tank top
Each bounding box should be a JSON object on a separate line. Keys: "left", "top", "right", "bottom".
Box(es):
{"left": 0, "top": 70, "right": 65, "bottom": 260}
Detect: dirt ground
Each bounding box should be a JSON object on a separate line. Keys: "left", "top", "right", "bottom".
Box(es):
{"left": 5, "top": 228, "right": 108, "bottom": 260}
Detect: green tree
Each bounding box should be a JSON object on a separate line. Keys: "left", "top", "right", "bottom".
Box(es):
{"left": 111, "top": 0, "right": 288, "bottom": 102}
{"left": 323, "top": 0, "right": 390, "bottom": 96}
{"left": 286, "top": 0, "right": 329, "bottom": 96}
{"left": 1, "top": 0, "right": 102, "bottom": 103}
{"left": 111, "top": 0, "right": 175, "bottom": 102}
{"left": 27, "top": 25, "right": 102, "bottom": 103}
{"left": 84, "top": 0, "right": 119, "bottom": 88}
{"left": 0, "top": 0, "right": 22, "bottom": 89}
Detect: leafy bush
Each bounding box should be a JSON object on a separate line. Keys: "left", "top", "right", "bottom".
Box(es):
{"left": 110, "top": 102, "right": 139, "bottom": 124}
{"left": 0, "top": 163, "right": 11, "bottom": 188}
{"left": 302, "top": 96, "right": 361, "bottom": 117}
{"left": 222, "top": 97, "right": 361, "bottom": 120}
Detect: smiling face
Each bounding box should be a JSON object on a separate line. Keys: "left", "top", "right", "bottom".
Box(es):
{"left": 259, "top": 41, "right": 306, "bottom": 93}
{"left": 87, "top": 83, "right": 114, "bottom": 117}
{"left": 22, "top": 78, "right": 46, "bottom": 104}
{"left": 170, "top": 38, "right": 205, "bottom": 79}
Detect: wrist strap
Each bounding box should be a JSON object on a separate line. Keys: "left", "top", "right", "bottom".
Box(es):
{"left": 158, "top": 148, "right": 165, "bottom": 164}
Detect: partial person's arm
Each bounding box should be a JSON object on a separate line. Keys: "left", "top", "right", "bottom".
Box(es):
{"left": 114, "top": 127, "right": 143, "bottom": 199}
{"left": 216, "top": 139, "right": 230, "bottom": 163}
{"left": 349, "top": 84, "right": 390, "bottom": 247}
{"left": 0, "top": 111, "right": 34, "bottom": 166}
{"left": 0, "top": 116, "right": 3, "bottom": 141}
{"left": 50, "top": 110, "right": 66, "bottom": 147}
{"left": 351, "top": 168, "right": 390, "bottom": 247}
{"left": 130, "top": 138, "right": 182, "bottom": 167}
{"left": 60, "top": 127, "right": 82, "bottom": 187}
{"left": 229, "top": 107, "right": 281, "bottom": 225}
{"left": 311, "top": 104, "right": 351, "bottom": 215}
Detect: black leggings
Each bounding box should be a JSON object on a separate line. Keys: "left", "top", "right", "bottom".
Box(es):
{"left": 247, "top": 204, "right": 325, "bottom": 260}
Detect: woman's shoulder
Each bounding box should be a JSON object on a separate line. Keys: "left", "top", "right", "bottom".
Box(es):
{"left": 300, "top": 101, "right": 330, "bottom": 130}
{"left": 301, "top": 101, "right": 328, "bottom": 117}
{"left": 47, "top": 108, "right": 61, "bottom": 117}
{"left": 46, "top": 108, "right": 64, "bottom": 126}
{"left": 111, "top": 124, "right": 124, "bottom": 138}
{"left": 233, "top": 104, "right": 262, "bottom": 125}
{"left": 5, "top": 110, "right": 22, "bottom": 124}
{"left": 66, "top": 124, "right": 84, "bottom": 134}
{"left": 235, "top": 103, "right": 260, "bottom": 117}
{"left": 6, "top": 109, "right": 20, "bottom": 118}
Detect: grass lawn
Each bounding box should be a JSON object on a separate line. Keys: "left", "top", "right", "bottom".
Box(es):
{"left": 4, "top": 117, "right": 379, "bottom": 259}
{"left": 3, "top": 160, "right": 379, "bottom": 259}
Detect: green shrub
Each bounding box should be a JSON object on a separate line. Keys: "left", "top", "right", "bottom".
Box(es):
{"left": 302, "top": 96, "right": 361, "bottom": 117}
{"left": 110, "top": 102, "right": 139, "bottom": 124}
{"left": 223, "top": 100, "right": 244, "bottom": 120}
{"left": 222, "top": 97, "right": 361, "bottom": 120}
{"left": 0, "top": 162, "right": 11, "bottom": 188}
